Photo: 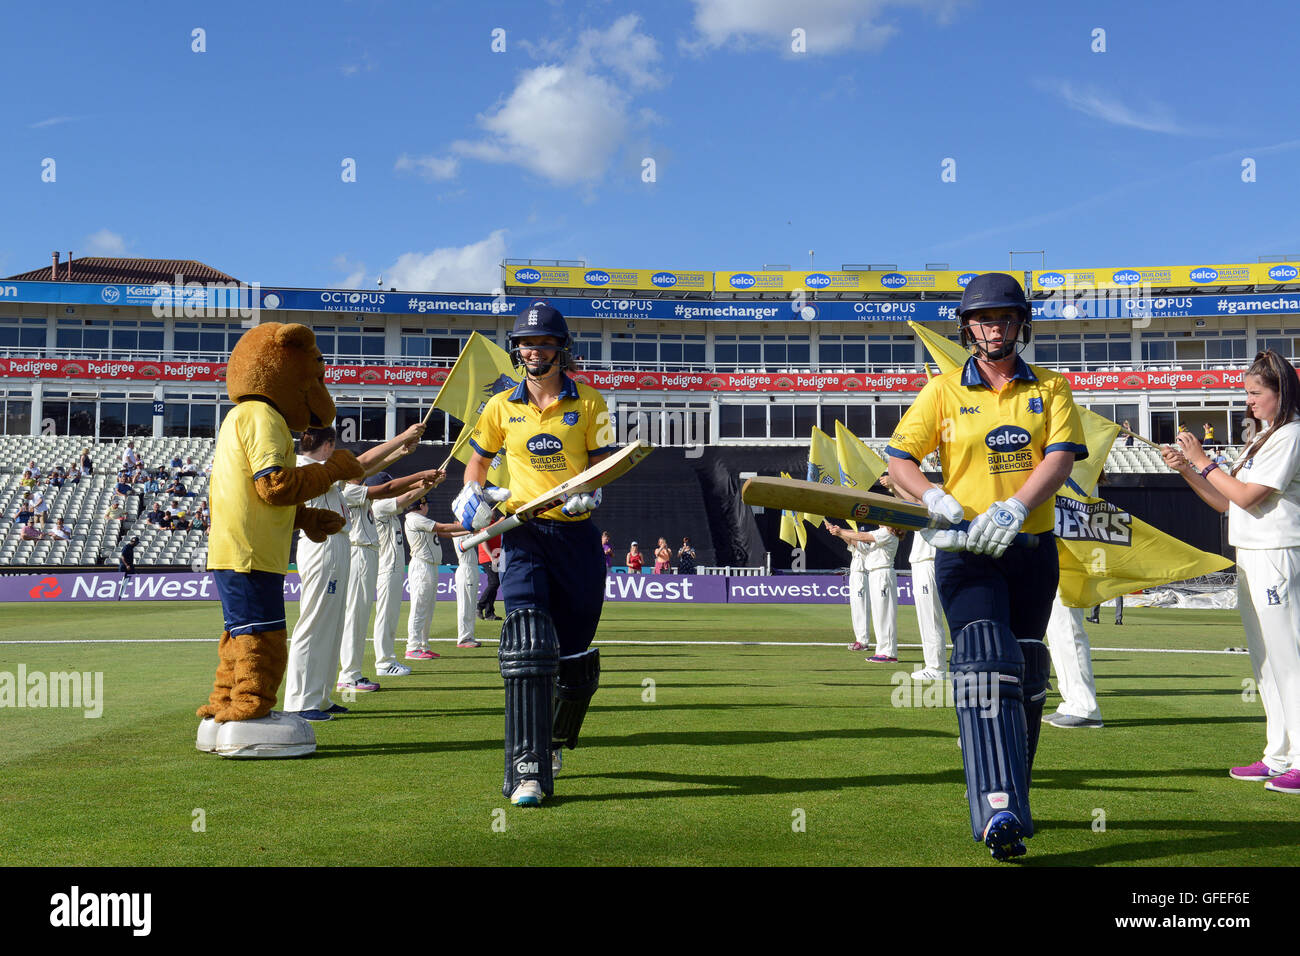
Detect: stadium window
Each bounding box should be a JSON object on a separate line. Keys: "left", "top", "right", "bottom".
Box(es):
{"left": 164, "top": 403, "right": 189, "bottom": 437}
{"left": 1141, "top": 338, "right": 1174, "bottom": 363}
{"left": 738, "top": 336, "right": 762, "bottom": 366}
{"left": 634, "top": 336, "right": 657, "bottom": 363}
{"left": 684, "top": 336, "right": 706, "bottom": 365}
{"left": 742, "top": 404, "right": 766, "bottom": 438}
{"left": 126, "top": 400, "right": 153, "bottom": 437}
{"left": 794, "top": 404, "right": 818, "bottom": 436}
{"left": 99, "top": 401, "right": 126, "bottom": 439}
{"left": 788, "top": 342, "right": 810, "bottom": 365}
{"left": 769, "top": 404, "right": 794, "bottom": 438}
{"left": 362, "top": 405, "right": 385, "bottom": 439}
{"left": 845, "top": 404, "right": 872, "bottom": 436}
{"left": 3, "top": 395, "right": 32, "bottom": 435}
{"left": 821, "top": 404, "right": 847, "bottom": 429}
{"left": 719, "top": 405, "right": 741, "bottom": 438}
{"left": 875, "top": 404, "right": 902, "bottom": 438}
{"left": 660, "top": 340, "right": 683, "bottom": 364}
{"left": 611, "top": 335, "right": 635, "bottom": 364}
{"left": 190, "top": 403, "right": 216, "bottom": 438}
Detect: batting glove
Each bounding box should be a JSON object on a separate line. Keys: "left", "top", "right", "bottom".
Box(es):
{"left": 920, "top": 526, "right": 968, "bottom": 552}
{"left": 561, "top": 487, "right": 602, "bottom": 517}
{"left": 966, "top": 498, "right": 1028, "bottom": 558}
{"left": 452, "top": 482, "right": 511, "bottom": 531}
{"left": 922, "top": 487, "right": 966, "bottom": 524}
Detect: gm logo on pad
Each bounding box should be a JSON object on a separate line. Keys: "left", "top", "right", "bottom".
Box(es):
{"left": 526, "top": 433, "right": 564, "bottom": 456}
{"left": 985, "top": 425, "right": 1031, "bottom": 451}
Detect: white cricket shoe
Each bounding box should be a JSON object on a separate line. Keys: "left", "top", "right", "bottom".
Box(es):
{"left": 377, "top": 662, "right": 412, "bottom": 676}
{"left": 912, "top": 667, "right": 945, "bottom": 681}
{"left": 510, "top": 780, "right": 545, "bottom": 807}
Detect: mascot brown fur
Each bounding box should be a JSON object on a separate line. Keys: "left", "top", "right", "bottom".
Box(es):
{"left": 198, "top": 322, "right": 364, "bottom": 723}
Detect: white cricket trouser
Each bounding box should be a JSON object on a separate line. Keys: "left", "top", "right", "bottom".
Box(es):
{"left": 868, "top": 567, "right": 898, "bottom": 658}
{"left": 407, "top": 558, "right": 439, "bottom": 652}
{"left": 1237, "top": 547, "right": 1300, "bottom": 771}
{"left": 283, "top": 536, "right": 350, "bottom": 713}
{"left": 849, "top": 568, "right": 869, "bottom": 645}
{"left": 911, "top": 560, "right": 947, "bottom": 670}
{"left": 373, "top": 560, "right": 405, "bottom": 669}
{"left": 339, "top": 545, "right": 378, "bottom": 684}
{"left": 455, "top": 544, "right": 479, "bottom": 643}
{"left": 1045, "top": 594, "right": 1101, "bottom": 721}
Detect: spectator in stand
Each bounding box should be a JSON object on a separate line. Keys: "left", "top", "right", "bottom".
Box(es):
{"left": 1203, "top": 421, "right": 1217, "bottom": 453}
{"left": 192, "top": 500, "right": 210, "bottom": 532}
{"left": 80, "top": 448, "right": 93, "bottom": 477}
{"left": 48, "top": 465, "right": 66, "bottom": 489}
{"left": 1122, "top": 420, "right": 1136, "bottom": 447}
{"left": 181, "top": 457, "right": 199, "bottom": 477}
{"left": 146, "top": 502, "right": 168, "bottom": 527}
{"left": 653, "top": 537, "right": 672, "bottom": 574}
{"left": 144, "top": 468, "right": 162, "bottom": 494}
{"left": 626, "top": 541, "right": 644, "bottom": 573}
{"left": 170, "top": 454, "right": 184, "bottom": 473}
{"left": 131, "top": 463, "right": 148, "bottom": 485}
{"left": 122, "top": 441, "right": 139, "bottom": 472}
{"left": 30, "top": 488, "right": 49, "bottom": 528}
{"left": 26, "top": 460, "right": 42, "bottom": 482}
{"left": 15, "top": 494, "right": 34, "bottom": 525}
{"left": 168, "top": 476, "right": 193, "bottom": 498}
{"left": 602, "top": 530, "right": 613, "bottom": 573}
{"left": 20, "top": 520, "right": 41, "bottom": 541}
{"left": 678, "top": 537, "right": 698, "bottom": 575}
{"left": 46, "top": 517, "right": 70, "bottom": 540}
{"left": 172, "top": 509, "right": 191, "bottom": 532}
{"left": 1214, "top": 450, "right": 1232, "bottom": 468}
{"left": 19, "top": 469, "right": 36, "bottom": 489}
{"left": 115, "top": 472, "right": 133, "bottom": 497}
{"left": 105, "top": 498, "right": 128, "bottom": 522}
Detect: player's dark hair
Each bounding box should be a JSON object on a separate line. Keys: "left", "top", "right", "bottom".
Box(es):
{"left": 1232, "top": 349, "right": 1300, "bottom": 477}
{"left": 300, "top": 426, "right": 337, "bottom": 453}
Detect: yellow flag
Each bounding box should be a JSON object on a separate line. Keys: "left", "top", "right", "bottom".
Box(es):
{"left": 798, "top": 425, "right": 839, "bottom": 529}
{"left": 1054, "top": 482, "right": 1233, "bottom": 607}
{"left": 432, "top": 332, "right": 519, "bottom": 429}
{"left": 778, "top": 471, "right": 806, "bottom": 550}
{"left": 834, "top": 420, "right": 889, "bottom": 529}
{"left": 909, "top": 320, "right": 969, "bottom": 375}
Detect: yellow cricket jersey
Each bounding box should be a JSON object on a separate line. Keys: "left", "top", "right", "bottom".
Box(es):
{"left": 207, "top": 400, "right": 297, "bottom": 573}
{"left": 468, "top": 376, "right": 617, "bottom": 521}
{"left": 887, "top": 356, "right": 1087, "bottom": 534}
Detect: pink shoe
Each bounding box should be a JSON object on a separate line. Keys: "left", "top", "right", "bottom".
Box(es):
{"left": 405, "top": 648, "right": 440, "bottom": 660}
{"left": 847, "top": 642, "right": 868, "bottom": 651}
{"left": 337, "top": 676, "right": 380, "bottom": 693}
{"left": 1265, "top": 769, "right": 1300, "bottom": 793}
{"left": 1229, "top": 760, "right": 1283, "bottom": 781}
{"left": 866, "top": 655, "right": 899, "bottom": 663}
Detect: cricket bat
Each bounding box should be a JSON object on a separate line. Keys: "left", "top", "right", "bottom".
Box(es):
{"left": 454, "top": 440, "right": 654, "bottom": 554}
{"left": 741, "top": 476, "right": 1038, "bottom": 547}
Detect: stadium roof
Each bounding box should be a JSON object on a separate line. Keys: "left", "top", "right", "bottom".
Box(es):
{"left": 7, "top": 257, "right": 238, "bottom": 284}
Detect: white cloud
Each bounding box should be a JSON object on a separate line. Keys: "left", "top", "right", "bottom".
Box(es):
{"left": 685, "top": 0, "right": 960, "bottom": 54}
{"left": 453, "top": 16, "right": 662, "bottom": 185}
{"left": 1052, "top": 80, "right": 1191, "bottom": 135}
{"left": 381, "top": 230, "right": 508, "bottom": 293}
{"left": 331, "top": 254, "right": 367, "bottom": 290}
{"left": 82, "top": 229, "right": 127, "bottom": 256}
{"left": 29, "top": 115, "right": 79, "bottom": 129}
{"left": 395, "top": 153, "right": 460, "bottom": 181}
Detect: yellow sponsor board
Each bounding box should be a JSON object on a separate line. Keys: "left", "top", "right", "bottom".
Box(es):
{"left": 1032, "top": 262, "right": 1300, "bottom": 291}
{"left": 715, "top": 270, "right": 976, "bottom": 293}
{"left": 505, "top": 265, "right": 713, "bottom": 291}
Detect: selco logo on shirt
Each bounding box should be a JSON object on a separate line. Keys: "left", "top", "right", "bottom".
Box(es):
{"left": 985, "top": 426, "right": 1031, "bottom": 450}
{"left": 527, "top": 433, "right": 564, "bottom": 456}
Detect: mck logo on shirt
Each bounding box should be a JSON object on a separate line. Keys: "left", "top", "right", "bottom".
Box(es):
{"left": 959, "top": 405, "right": 981, "bottom": 415}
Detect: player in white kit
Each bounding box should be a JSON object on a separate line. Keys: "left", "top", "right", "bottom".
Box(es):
{"left": 404, "top": 496, "right": 465, "bottom": 658}
{"left": 454, "top": 538, "right": 482, "bottom": 648}
{"left": 1163, "top": 349, "right": 1300, "bottom": 793}
{"left": 339, "top": 468, "right": 445, "bottom": 688}
{"left": 826, "top": 521, "right": 899, "bottom": 662}
{"left": 1043, "top": 592, "right": 1103, "bottom": 728}
{"left": 370, "top": 474, "right": 434, "bottom": 675}
{"left": 907, "top": 529, "right": 948, "bottom": 680}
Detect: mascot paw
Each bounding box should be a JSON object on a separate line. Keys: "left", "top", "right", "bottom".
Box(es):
{"left": 297, "top": 507, "right": 344, "bottom": 542}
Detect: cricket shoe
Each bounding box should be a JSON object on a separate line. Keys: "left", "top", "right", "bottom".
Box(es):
{"left": 292, "top": 709, "right": 333, "bottom": 722}
{"left": 405, "top": 648, "right": 440, "bottom": 660}
{"left": 847, "top": 642, "right": 868, "bottom": 651}
{"left": 1264, "top": 769, "right": 1300, "bottom": 794}
{"left": 912, "top": 667, "right": 945, "bottom": 681}
{"left": 337, "top": 676, "right": 380, "bottom": 693}
{"left": 982, "top": 811, "right": 1027, "bottom": 862}
{"left": 866, "top": 655, "right": 899, "bottom": 663}
{"left": 1046, "top": 713, "right": 1104, "bottom": 729}
{"left": 457, "top": 638, "right": 482, "bottom": 648}
{"left": 1230, "top": 760, "right": 1285, "bottom": 781}
{"left": 324, "top": 703, "right": 349, "bottom": 714}
{"left": 510, "top": 780, "right": 545, "bottom": 807}
{"left": 377, "top": 662, "right": 412, "bottom": 676}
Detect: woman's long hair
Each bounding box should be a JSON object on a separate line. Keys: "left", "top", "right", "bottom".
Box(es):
{"left": 1231, "top": 349, "right": 1300, "bottom": 476}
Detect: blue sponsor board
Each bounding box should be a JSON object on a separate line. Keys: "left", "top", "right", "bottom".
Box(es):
{"left": 2, "top": 281, "right": 1299, "bottom": 323}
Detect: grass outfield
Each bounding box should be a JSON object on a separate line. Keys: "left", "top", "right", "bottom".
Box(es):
{"left": 1, "top": 600, "right": 1295, "bottom": 867}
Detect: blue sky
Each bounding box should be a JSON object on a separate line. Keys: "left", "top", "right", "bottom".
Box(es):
{"left": 5, "top": 0, "right": 1298, "bottom": 292}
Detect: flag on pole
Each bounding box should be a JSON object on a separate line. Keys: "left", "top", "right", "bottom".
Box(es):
{"left": 834, "top": 420, "right": 889, "bottom": 529}
{"left": 798, "top": 425, "right": 840, "bottom": 529}
{"left": 430, "top": 332, "right": 519, "bottom": 471}
{"left": 908, "top": 319, "right": 968, "bottom": 375}
{"left": 1054, "top": 480, "right": 1232, "bottom": 607}
{"left": 777, "top": 471, "right": 807, "bottom": 550}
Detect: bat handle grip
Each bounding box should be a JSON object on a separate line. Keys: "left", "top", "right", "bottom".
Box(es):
{"left": 454, "top": 514, "right": 522, "bottom": 554}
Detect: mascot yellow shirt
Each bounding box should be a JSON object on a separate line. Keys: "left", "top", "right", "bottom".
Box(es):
{"left": 207, "top": 400, "right": 297, "bottom": 573}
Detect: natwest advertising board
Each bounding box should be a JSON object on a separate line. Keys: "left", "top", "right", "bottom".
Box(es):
{"left": 0, "top": 358, "right": 1269, "bottom": 392}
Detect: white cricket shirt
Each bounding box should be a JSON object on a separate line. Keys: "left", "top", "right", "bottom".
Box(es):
{"left": 1229, "top": 419, "right": 1300, "bottom": 549}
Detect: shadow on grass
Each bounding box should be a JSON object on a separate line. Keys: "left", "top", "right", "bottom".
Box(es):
{"left": 1097, "top": 715, "right": 1261, "bottom": 729}
{"left": 1018, "top": 818, "right": 1300, "bottom": 866}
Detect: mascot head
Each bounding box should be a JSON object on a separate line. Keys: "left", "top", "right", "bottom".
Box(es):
{"left": 226, "top": 323, "right": 336, "bottom": 433}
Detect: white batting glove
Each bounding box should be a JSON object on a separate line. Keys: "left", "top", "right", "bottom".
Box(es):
{"left": 561, "top": 487, "right": 602, "bottom": 517}
{"left": 920, "top": 526, "right": 968, "bottom": 552}
{"left": 922, "top": 487, "right": 966, "bottom": 524}
{"left": 452, "top": 482, "right": 511, "bottom": 531}
{"left": 966, "top": 498, "right": 1028, "bottom": 558}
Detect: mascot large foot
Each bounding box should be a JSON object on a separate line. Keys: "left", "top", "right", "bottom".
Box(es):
{"left": 196, "top": 631, "right": 237, "bottom": 719}
{"left": 213, "top": 630, "right": 289, "bottom": 723}
{"left": 197, "top": 711, "right": 316, "bottom": 758}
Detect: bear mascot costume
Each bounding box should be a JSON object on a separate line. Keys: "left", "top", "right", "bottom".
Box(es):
{"left": 195, "top": 322, "right": 364, "bottom": 757}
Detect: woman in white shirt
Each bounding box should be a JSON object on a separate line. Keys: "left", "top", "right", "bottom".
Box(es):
{"left": 1163, "top": 349, "right": 1300, "bottom": 794}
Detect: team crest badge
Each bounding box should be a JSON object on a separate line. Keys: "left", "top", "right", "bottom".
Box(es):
{"left": 1028, "top": 397, "right": 1043, "bottom": 414}
{"left": 1267, "top": 586, "right": 1281, "bottom": 606}
{"left": 563, "top": 411, "right": 579, "bottom": 426}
